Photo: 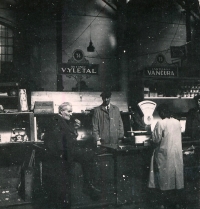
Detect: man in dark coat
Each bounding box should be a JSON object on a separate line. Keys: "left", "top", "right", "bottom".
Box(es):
{"left": 185, "top": 95, "right": 200, "bottom": 140}
{"left": 92, "top": 91, "right": 124, "bottom": 144}
{"left": 43, "top": 102, "right": 100, "bottom": 207}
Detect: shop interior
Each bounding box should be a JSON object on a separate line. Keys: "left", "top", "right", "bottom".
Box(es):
{"left": 0, "top": 0, "right": 199, "bottom": 209}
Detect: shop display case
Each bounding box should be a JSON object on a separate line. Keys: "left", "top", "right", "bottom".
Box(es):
{"left": 142, "top": 78, "right": 200, "bottom": 98}
{"left": 0, "top": 112, "right": 43, "bottom": 207}
{"left": 129, "top": 76, "right": 199, "bottom": 138}
{"left": 0, "top": 82, "right": 19, "bottom": 111}
{"left": 131, "top": 75, "right": 199, "bottom": 110}
{"left": 0, "top": 112, "right": 35, "bottom": 143}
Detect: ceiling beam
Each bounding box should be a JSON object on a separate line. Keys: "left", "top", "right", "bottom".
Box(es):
{"left": 176, "top": 0, "right": 200, "bottom": 20}
{"left": 102, "top": 0, "right": 117, "bottom": 11}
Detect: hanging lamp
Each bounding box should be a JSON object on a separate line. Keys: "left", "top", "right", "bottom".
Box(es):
{"left": 87, "top": 25, "right": 95, "bottom": 52}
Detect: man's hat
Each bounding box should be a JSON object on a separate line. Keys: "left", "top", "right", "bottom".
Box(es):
{"left": 100, "top": 90, "right": 112, "bottom": 98}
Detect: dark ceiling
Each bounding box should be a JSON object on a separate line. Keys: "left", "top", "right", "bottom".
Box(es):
{"left": 4, "top": 0, "right": 200, "bottom": 21}
{"left": 104, "top": 0, "right": 200, "bottom": 19}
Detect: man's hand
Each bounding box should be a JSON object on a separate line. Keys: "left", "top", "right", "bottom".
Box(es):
{"left": 118, "top": 137, "right": 124, "bottom": 143}
{"left": 0, "top": 105, "right": 4, "bottom": 113}
{"left": 74, "top": 119, "right": 81, "bottom": 129}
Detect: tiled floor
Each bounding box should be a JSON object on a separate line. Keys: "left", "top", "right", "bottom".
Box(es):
{"left": 1, "top": 177, "right": 199, "bottom": 209}
{"left": 2, "top": 202, "right": 200, "bottom": 209}
{"left": 1, "top": 159, "right": 199, "bottom": 209}
{"left": 1, "top": 187, "right": 199, "bottom": 209}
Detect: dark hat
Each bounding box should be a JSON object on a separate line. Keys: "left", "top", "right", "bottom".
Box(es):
{"left": 157, "top": 103, "right": 169, "bottom": 111}
{"left": 156, "top": 103, "right": 169, "bottom": 113}
{"left": 100, "top": 91, "right": 112, "bottom": 98}
{"left": 156, "top": 103, "right": 171, "bottom": 118}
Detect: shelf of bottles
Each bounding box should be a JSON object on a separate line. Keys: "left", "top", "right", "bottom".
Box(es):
{"left": 143, "top": 80, "right": 200, "bottom": 98}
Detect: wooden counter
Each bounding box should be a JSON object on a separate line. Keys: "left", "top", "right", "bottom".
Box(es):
{"left": 0, "top": 142, "right": 45, "bottom": 207}
{"left": 0, "top": 138, "right": 199, "bottom": 208}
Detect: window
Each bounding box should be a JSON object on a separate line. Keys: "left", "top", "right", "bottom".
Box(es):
{"left": 0, "top": 24, "right": 13, "bottom": 62}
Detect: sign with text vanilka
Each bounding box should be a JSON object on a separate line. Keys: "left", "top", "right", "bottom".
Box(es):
{"left": 144, "top": 67, "right": 178, "bottom": 77}
{"left": 57, "top": 63, "right": 99, "bottom": 75}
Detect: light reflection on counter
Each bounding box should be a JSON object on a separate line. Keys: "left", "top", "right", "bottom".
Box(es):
{"left": 77, "top": 131, "right": 86, "bottom": 140}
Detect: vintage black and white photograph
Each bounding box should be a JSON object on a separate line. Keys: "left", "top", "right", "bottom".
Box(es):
{"left": 0, "top": 0, "right": 199, "bottom": 209}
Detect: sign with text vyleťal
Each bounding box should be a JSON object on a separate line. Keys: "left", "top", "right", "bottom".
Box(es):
{"left": 144, "top": 67, "right": 178, "bottom": 77}
{"left": 57, "top": 63, "right": 99, "bottom": 75}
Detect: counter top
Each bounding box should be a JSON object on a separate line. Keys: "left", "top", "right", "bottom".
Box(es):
{"left": 0, "top": 141, "right": 44, "bottom": 146}
{"left": 99, "top": 143, "right": 149, "bottom": 152}
{"left": 99, "top": 139, "right": 200, "bottom": 153}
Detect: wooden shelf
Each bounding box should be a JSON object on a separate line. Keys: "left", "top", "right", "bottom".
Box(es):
{"left": 144, "top": 97, "right": 194, "bottom": 99}
{"left": 0, "top": 82, "right": 19, "bottom": 87}
{"left": 0, "top": 96, "right": 18, "bottom": 98}
{"left": 0, "top": 141, "right": 43, "bottom": 146}
{"left": 0, "top": 82, "right": 19, "bottom": 110}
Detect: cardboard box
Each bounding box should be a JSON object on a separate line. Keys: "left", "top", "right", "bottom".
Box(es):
{"left": 34, "top": 101, "right": 54, "bottom": 114}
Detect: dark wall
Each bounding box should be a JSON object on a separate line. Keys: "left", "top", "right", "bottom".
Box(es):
{"left": 61, "top": 0, "right": 120, "bottom": 91}
{"left": 1, "top": 0, "right": 200, "bottom": 104}
{"left": 13, "top": 0, "right": 120, "bottom": 92}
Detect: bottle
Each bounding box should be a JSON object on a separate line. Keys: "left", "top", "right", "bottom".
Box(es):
{"left": 18, "top": 89, "right": 29, "bottom": 112}
{"left": 144, "top": 87, "right": 149, "bottom": 98}
{"left": 128, "top": 106, "right": 134, "bottom": 137}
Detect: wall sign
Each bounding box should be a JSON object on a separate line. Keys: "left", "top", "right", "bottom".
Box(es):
{"left": 144, "top": 67, "right": 178, "bottom": 77}
{"left": 57, "top": 63, "right": 99, "bottom": 75}
{"left": 58, "top": 49, "right": 99, "bottom": 75}
{"left": 156, "top": 54, "right": 165, "bottom": 64}
{"left": 143, "top": 53, "right": 178, "bottom": 77}
{"left": 73, "top": 49, "right": 84, "bottom": 62}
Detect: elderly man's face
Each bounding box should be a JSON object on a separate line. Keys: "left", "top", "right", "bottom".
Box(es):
{"left": 61, "top": 105, "right": 72, "bottom": 120}
{"left": 102, "top": 97, "right": 111, "bottom": 106}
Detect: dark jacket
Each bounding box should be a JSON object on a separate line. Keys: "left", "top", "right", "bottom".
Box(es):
{"left": 185, "top": 108, "right": 200, "bottom": 140}
{"left": 92, "top": 103, "right": 124, "bottom": 144}
{"left": 44, "top": 114, "right": 77, "bottom": 163}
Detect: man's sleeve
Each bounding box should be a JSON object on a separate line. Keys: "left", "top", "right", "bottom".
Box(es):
{"left": 118, "top": 111, "right": 124, "bottom": 138}
{"left": 43, "top": 115, "right": 64, "bottom": 157}
{"left": 185, "top": 109, "right": 194, "bottom": 137}
{"left": 152, "top": 121, "right": 162, "bottom": 143}
{"left": 92, "top": 108, "right": 100, "bottom": 141}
